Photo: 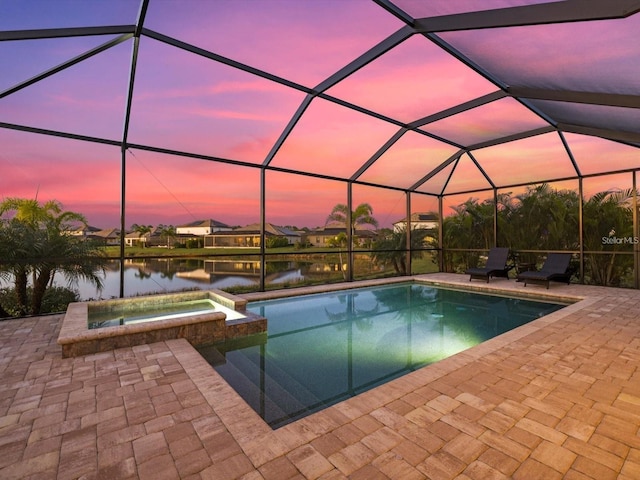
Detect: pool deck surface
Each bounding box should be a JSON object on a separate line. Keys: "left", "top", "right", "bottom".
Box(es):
{"left": 2, "top": 273, "right": 640, "bottom": 479}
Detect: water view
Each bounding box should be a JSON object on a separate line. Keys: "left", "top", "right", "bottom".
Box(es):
{"left": 68, "top": 257, "right": 389, "bottom": 300}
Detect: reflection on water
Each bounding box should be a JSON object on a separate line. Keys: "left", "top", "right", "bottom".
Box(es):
{"left": 71, "top": 257, "right": 359, "bottom": 300}
{"left": 200, "top": 283, "right": 566, "bottom": 428}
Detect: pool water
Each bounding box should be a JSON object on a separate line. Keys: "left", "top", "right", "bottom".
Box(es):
{"left": 197, "top": 283, "right": 566, "bottom": 428}
{"left": 88, "top": 298, "right": 245, "bottom": 329}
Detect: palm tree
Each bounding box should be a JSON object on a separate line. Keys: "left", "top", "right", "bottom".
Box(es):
{"left": 326, "top": 203, "right": 378, "bottom": 246}
{"left": 441, "top": 198, "right": 495, "bottom": 272}
{"left": 327, "top": 203, "right": 378, "bottom": 229}
{"left": 0, "top": 197, "right": 106, "bottom": 315}
{"left": 0, "top": 218, "right": 33, "bottom": 316}
{"left": 372, "top": 227, "right": 428, "bottom": 275}
{"left": 131, "top": 223, "right": 153, "bottom": 248}
{"left": 501, "top": 184, "right": 579, "bottom": 253}
{"left": 582, "top": 188, "right": 635, "bottom": 286}
{"left": 157, "top": 224, "right": 177, "bottom": 248}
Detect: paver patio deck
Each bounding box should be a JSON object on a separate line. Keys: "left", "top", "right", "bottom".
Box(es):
{"left": 1, "top": 273, "right": 640, "bottom": 479}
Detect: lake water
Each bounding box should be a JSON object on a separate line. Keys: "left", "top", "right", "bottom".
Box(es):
{"left": 67, "top": 259, "right": 297, "bottom": 299}
{"left": 55, "top": 258, "right": 359, "bottom": 300}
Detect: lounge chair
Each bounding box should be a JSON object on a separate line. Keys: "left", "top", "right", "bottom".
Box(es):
{"left": 517, "top": 253, "right": 573, "bottom": 289}
{"left": 466, "top": 247, "right": 513, "bottom": 283}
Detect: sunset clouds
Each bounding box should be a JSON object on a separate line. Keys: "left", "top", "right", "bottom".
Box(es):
{"left": 2, "top": 1, "right": 638, "bottom": 229}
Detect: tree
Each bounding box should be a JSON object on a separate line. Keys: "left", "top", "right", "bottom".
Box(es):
{"left": 441, "top": 197, "right": 495, "bottom": 272}
{"left": 372, "top": 227, "right": 428, "bottom": 275}
{"left": 0, "top": 197, "right": 106, "bottom": 316}
{"left": 326, "top": 203, "right": 378, "bottom": 247}
{"left": 0, "top": 219, "right": 32, "bottom": 316}
{"left": 582, "top": 189, "right": 635, "bottom": 286}
{"left": 131, "top": 223, "right": 153, "bottom": 248}
{"left": 157, "top": 224, "right": 177, "bottom": 248}
{"left": 499, "top": 184, "right": 579, "bottom": 258}
{"left": 326, "top": 203, "right": 378, "bottom": 231}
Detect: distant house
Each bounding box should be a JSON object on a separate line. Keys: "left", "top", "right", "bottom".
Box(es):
{"left": 67, "top": 225, "right": 102, "bottom": 238}
{"left": 92, "top": 228, "right": 121, "bottom": 246}
{"left": 176, "top": 219, "right": 231, "bottom": 236}
{"left": 393, "top": 213, "right": 438, "bottom": 233}
{"left": 204, "top": 223, "right": 300, "bottom": 248}
{"left": 125, "top": 227, "right": 164, "bottom": 247}
{"left": 66, "top": 225, "right": 121, "bottom": 245}
{"left": 307, "top": 222, "right": 377, "bottom": 248}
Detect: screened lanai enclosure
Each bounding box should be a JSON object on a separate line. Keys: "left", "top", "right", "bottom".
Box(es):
{"left": 2, "top": 0, "right": 640, "bottom": 300}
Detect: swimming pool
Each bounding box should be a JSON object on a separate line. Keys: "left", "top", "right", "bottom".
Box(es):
{"left": 197, "top": 282, "right": 566, "bottom": 428}
{"left": 87, "top": 298, "right": 246, "bottom": 329}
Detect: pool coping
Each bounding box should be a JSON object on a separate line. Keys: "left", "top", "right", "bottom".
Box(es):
{"left": 165, "top": 274, "right": 599, "bottom": 468}
{"left": 57, "top": 289, "right": 266, "bottom": 358}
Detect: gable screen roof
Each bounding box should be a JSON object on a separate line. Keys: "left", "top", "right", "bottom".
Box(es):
{"left": 1, "top": 0, "right": 639, "bottom": 213}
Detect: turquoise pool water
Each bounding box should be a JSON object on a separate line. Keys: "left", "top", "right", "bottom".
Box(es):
{"left": 197, "top": 283, "right": 566, "bottom": 428}
{"left": 87, "top": 299, "right": 245, "bottom": 329}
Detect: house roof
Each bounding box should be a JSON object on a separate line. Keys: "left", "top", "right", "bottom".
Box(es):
{"left": 177, "top": 219, "right": 230, "bottom": 229}
{"left": 93, "top": 228, "right": 120, "bottom": 238}
{"left": 125, "top": 226, "right": 161, "bottom": 238}
{"left": 393, "top": 212, "right": 438, "bottom": 225}
{"left": 68, "top": 225, "right": 102, "bottom": 234}
{"left": 210, "top": 223, "right": 300, "bottom": 236}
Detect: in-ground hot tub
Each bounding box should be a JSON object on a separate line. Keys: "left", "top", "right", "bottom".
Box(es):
{"left": 58, "top": 289, "right": 266, "bottom": 358}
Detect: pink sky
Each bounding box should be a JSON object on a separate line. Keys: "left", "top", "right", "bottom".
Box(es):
{"left": 1, "top": 1, "right": 638, "bottom": 229}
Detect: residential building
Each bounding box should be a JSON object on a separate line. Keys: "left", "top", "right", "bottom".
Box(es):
{"left": 92, "top": 228, "right": 121, "bottom": 246}
{"left": 124, "top": 226, "right": 165, "bottom": 247}
{"left": 176, "top": 219, "right": 231, "bottom": 235}
{"left": 204, "top": 223, "right": 300, "bottom": 248}
{"left": 393, "top": 212, "right": 438, "bottom": 233}
{"left": 307, "top": 222, "right": 377, "bottom": 248}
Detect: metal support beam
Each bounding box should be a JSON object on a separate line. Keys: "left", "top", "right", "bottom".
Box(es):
{"left": 260, "top": 168, "right": 266, "bottom": 291}
{"left": 351, "top": 128, "right": 408, "bottom": 181}
{"left": 466, "top": 126, "right": 556, "bottom": 151}
{"left": 410, "top": 91, "right": 507, "bottom": 128}
{"left": 314, "top": 26, "right": 414, "bottom": 92}
{"left": 119, "top": 147, "right": 127, "bottom": 298}
{"left": 405, "top": 192, "right": 411, "bottom": 275}
{"left": 142, "top": 28, "right": 312, "bottom": 94}
{"left": 263, "top": 95, "right": 313, "bottom": 167}
{"left": 414, "top": 0, "right": 640, "bottom": 33}
{"left": 0, "top": 25, "right": 135, "bottom": 41}
{"left": 578, "top": 178, "right": 585, "bottom": 284}
{"left": 438, "top": 196, "right": 444, "bottom": 272}
{"left": 493, "top": 188, "right": 499, "bottom": 248}
{"left": 509, "top": 87, "right": 640, "bottom": 109}
{"left": 409, "top": 150, "right": 464, "bottom": 192}
{"left": 371, "top": 0, "right": 415, "bottom": 25}
{"left": 122, "top": 35, "right": 141, "bottom": 147}
{"left": 467, "top": 151, "right": 496, "bottom": 189}
{"left": 0, "top": 34, "right": 132, "bottom": 99}
{"left": 559, "top": 131, "right": 582, "bottom": 178}
{"left": 557, "top": 123, "right": 640, "bottom": 145}
{"left": 635, "top": 173, "right": 640, "bottom": 289}
{"left": 347, "top": 184, "right": 354, "bottom": 281}
{"left": 0, "top": 121, "right": 120, "bottom": 146}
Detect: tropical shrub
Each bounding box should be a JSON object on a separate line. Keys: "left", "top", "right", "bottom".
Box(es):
{"left": 0, "top": 286, "right": 79, "bottom": 318}
{"left": 372, "top": 228, "right": 429, "bottom": 275}
{"left": 0, "top": 198, "right": 107, "bottom": 317}
{"left": 441, "top": 184, "right": 635, "bottom": 286}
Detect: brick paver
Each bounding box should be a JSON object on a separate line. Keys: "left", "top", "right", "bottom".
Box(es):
{"left": 1, "top": 275, "right": 640, "bottom": 478}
